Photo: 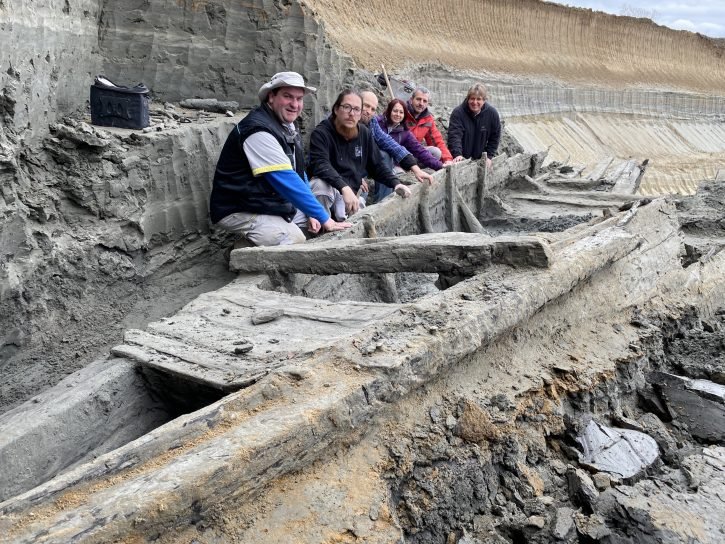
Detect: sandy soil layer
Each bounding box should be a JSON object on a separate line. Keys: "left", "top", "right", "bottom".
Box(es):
{"left": 304, "top": 0, "right": 725, "bottom": 94}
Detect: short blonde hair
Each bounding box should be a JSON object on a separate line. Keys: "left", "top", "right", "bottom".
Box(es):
{"left": 466, "top": 83, "right": 488, "bottom": 101}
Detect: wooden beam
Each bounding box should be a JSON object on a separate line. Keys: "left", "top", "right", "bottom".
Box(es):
{"left": 418, "top": 183, "right": 434, "bottom": 234}
{"left": 230, "top": 233, "right": 552, "bottom": 275}
{"left": 445, "top": 168, "right": 460, "bottom": 232}
{"left": 363, "top": 214, "right": 400, "bottom": 303}
{"left": 454, "top": 184, "right": 488, "bottom": 235}
{"left": 476, "top": 153, "right": 488, "bottom": 215}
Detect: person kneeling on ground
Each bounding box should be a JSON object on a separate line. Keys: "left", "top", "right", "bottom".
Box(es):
{"left": 209, "top": 71, "right": 351, "bottom": 247}
{"left": 308, "top": 89, "right": 412, "bottom": 220}
{"left": 373, "top": 97, "right": 444, "bottom": 201}
{"left": 405, "top": 86, "right": 461, "bottom": 165}
{"left": 359, "top": 91, "right": 435, "bottom": 203}
{"left": 447, "top": 83, "right": 501, "bottom": 170}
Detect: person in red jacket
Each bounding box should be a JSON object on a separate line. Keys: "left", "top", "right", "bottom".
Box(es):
{"left": 404, "top": 86, "right": 461, "bottom": 165}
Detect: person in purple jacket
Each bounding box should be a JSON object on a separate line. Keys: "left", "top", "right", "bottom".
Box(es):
{"left": 377, "top": 98, "right": 444, "bottom": 172}
{"left": 373, "top": 98, "right": 444, "bottom": 201}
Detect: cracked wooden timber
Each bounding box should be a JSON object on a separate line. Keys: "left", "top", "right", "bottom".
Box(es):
{"left": 229, "top": 233, "right": 552, "bottom": 275}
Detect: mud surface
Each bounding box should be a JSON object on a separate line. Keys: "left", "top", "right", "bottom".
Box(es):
{"left": 383, "top": 309, "right": 725, "bottom": 543}
{"left": 0, "top": 253, "right": 234, "bottom": 414}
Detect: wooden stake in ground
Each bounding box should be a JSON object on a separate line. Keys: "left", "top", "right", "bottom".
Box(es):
{"left": 381, "top": 64, "right": 395, "bottom": 100}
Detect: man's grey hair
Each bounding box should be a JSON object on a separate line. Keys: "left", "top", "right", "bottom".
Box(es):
{"left": 411, "top": 86, "right": 431, "bottom": 99}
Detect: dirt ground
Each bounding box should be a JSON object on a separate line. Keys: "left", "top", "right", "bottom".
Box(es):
{"left": 0, "top": 250, "right": 234, "bottom": 414}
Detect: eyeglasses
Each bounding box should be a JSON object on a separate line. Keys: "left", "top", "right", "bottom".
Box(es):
{"left": 338, "top": 104, "right": 362, "bottom": 115}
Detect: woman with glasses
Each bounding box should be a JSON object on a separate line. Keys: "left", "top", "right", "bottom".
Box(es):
{"left": 308, "top": 89, "right": 412, "bottom": 220}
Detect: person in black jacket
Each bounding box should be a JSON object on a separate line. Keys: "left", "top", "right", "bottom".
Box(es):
{"left": 447, "top": 83, "right": 501, "bottom": 169}
{"left": 308, "top": 89, "right": 412, "bottom": 220}
{"left": 209, "top": 72, "right": 350, "bottom": 246}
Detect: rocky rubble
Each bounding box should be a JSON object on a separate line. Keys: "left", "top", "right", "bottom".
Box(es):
{"left": 382, "top": 311, "right": 725, "bottom": 543}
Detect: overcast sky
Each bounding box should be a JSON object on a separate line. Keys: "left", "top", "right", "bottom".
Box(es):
{"left": 549, "top": 1, "right": 725, "bottom": 37}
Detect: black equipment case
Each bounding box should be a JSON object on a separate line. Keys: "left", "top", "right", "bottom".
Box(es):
{"left": 90, "top": 76, "right": 150, "bottom": 129}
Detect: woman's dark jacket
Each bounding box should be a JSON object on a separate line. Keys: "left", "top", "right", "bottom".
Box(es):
{"left": 447, "top": 100, "right": 501, "bottom": 160}
{"left": 308, "top": 117, "right": 399, "bottom": 194}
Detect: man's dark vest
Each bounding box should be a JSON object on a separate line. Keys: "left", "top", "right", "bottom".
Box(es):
{"left": 209, "top": 104, "right": 306, "bottom": 223}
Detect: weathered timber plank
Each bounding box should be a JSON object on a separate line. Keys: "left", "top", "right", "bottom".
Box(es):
{"left": 120, "top": 329, "right": 268, "bottom": 390}
{"left": 115, "top": 287, "right": 404, "bottom": 391}
{"left": 510, "top": 192, "right": 640, "bottom": 208}
{"left": 546, "top": 177, "right": 603, "bottom": 191}
{"left": 124, "top": 329, "right": 241, "bottom": 372}
{"left": 609, "top": 159, "right": 642, "bottom": 194}
{"left": 454, "top": 184, "right": 488, "bottom": 235}
{"left": 230, "top": 233, "right": 551, "bottom": 274}
{"left": 585, "top": 156, "right": 614, "bottom": 180}
{"left": 205, "top": 288, "right": 401, "bottom": 323}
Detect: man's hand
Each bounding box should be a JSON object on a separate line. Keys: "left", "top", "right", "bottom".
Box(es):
{"left": 394, "top": 184, "right": 412, "bottom": 198}
{"left": 322, "top": 218, "right": 352, "bottom": 232}
{"left": 411, "top": 165, "right": 434, "bottom": 185}
{"left": 486, "top": 157, "right": 493, "bottom": 170}
{"left": 307, "top": 217, "right": 321, "bottom": 234}
{"left": 359, "top": 179, "right": 369, "bottom": 194}
{"left": 452, "top": 155, "right": 465, "bottom": 163}
{"left": 340, "top": 186, "right": 360, "bottom": 215}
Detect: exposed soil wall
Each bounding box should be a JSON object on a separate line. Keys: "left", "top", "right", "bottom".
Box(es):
{"left": 305, "top": 0, "right": 725, "bottom": 94}
{"left": 0, "top": 116, "right": 236, "bottom": 412}
{"left": 0, "top": 0, "right": 355, "bottom": 142}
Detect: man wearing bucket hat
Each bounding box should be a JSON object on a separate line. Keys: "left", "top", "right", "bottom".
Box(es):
{"left": 210, "top": 72, "right": 351, "bottom": 246}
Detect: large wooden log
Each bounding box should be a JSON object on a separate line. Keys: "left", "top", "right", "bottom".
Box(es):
{"left": 230, "top": 233, "right": 552, "bottom": 274}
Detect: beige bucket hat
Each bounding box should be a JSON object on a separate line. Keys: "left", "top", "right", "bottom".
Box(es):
{"left": 258, "top": 72, "right": 317, "bottom": 102}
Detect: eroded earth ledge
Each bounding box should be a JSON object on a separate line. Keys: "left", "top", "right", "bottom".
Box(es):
{"left": 1, "top": 0, "right": 724, "bottom": 542}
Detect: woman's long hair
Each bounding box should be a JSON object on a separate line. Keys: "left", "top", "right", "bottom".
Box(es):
{"left": 383, "top": 98, "right": 408, "bottom": 126}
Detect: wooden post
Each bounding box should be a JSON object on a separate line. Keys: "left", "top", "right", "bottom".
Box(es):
{"left": 418, "top": 183, "right": 434, "bottom": 234}
{"left": 380, "top": 64, "right": 395, "bottom": 101}
{"left": 446, "top": 166, "right": 460, "bottom": 232}
{"left": 477, "top": 152, "right": 488, "bottom": 216}
{"left": 455, "top": 185, "right": 488, "bottom": 235}
{"left": 363, "top": 214, "right": 399, "bottom": 303}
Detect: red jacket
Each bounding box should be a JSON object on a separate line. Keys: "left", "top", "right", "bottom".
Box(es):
{"left": 404, "top": 105, "right": 453, "bottom": 162}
